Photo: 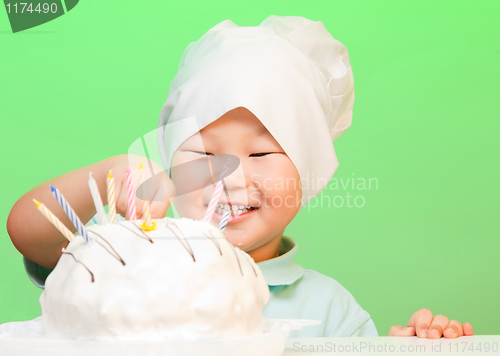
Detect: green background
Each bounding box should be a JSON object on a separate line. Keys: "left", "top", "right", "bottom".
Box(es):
{"left": 1, "top": 0, "right": 499, "bottom": 336}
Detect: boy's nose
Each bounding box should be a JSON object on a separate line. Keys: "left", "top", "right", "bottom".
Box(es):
{"left": 220, "top": 164, "right": 251, "bottom": 205}
{"left": 222, "top": 163, "right": 248, "bottom": 189}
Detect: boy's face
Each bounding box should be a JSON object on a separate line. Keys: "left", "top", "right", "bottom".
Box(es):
{"left": 170, "top": 107, "right": 302, "bottom": 262}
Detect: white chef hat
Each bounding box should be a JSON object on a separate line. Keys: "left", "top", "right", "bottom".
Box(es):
{"left": 157, "top": 15, "right": 355, "bottom": 210}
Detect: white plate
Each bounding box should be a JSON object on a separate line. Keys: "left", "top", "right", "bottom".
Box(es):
{"left": 0, "top": 317, "right": 320, "bottom": 356}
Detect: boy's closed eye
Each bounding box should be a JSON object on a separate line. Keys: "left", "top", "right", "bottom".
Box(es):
{"left": 249, "top": 152, "right": 278, "bottom": 157}
{"left": 190, "top": 151, "right": 215, "bottom": 156}
{"left": 190, "top": 151, "right": 283, "bottom": 157}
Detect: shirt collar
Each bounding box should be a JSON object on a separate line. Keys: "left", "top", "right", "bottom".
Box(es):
{"left": 256, "top": 235, "right": 305, "bottom": 286}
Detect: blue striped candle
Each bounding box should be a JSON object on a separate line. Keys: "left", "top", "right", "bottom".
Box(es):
{"left": 50, "top": 185, "right": 92, "bottom": 244}
{"left": 219, "top": 210, "right": 231, "bottom": 231}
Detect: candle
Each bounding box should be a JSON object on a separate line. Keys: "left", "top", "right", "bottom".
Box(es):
{"left": 203, "top": 159, "right": 232, "bottom": 223}
{"left": 33, "top": 199, "right": 75, "bottom": 241}
{"left": 50, "top": 185, "right": 91, "bottom": 243}
{"left": 107, "top": 170, "right": 116, "bottom": 223}
{"left": 138, "top": 161, "right": 155, "bottom": 231}
{"left": 88, "top": 172, "right": 107, "bottom": 225}
{"left": 126, "top": 165, "right": 137, "bottom": 220}
{"left": 219, "top": 210, "right": 231, "bottom": 231}
{"left": 218, "top": 178, "right": 233, "bottom": 231}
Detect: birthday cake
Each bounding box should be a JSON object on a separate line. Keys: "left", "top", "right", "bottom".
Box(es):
{"left": 39, "top": 217, "right": 270, "bottom": 341}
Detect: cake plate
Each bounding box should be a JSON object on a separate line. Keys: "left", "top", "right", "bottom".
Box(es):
{"left": 0, "top": 317, "right": 320, "bottom": 356}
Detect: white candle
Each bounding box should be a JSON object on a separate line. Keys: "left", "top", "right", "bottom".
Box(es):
{"left": 88, "top": 172, "right": 107, "bottom": 225}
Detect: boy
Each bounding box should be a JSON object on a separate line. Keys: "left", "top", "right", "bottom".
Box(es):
{"left": 7, "top": 15, "right": 473, "bottom": 338}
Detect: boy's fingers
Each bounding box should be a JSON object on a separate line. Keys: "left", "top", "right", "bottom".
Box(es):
{"left": 136, "top": 182, "right": 168, "bottom": 220}
{"left": 463, "top": 323, "right": 474, "bottom": 336}
{"left": 407, "top": 308, "right": 433, "bottom": 338}
{"left": 150, "top": 173, "right": 173, "bottom": 218}
{"left": 141, "top": 171, "right": 176, "bottom": 202}
{"left": 149, "top": 198, "right": 169, "bottom": 219}
{"left": 160, "top": 171, "right": 176, "bottom": 201}
{"left": 134, "top": 179, "right": 153, "bottom": 219}
{"left": 443, "top": 320, "right": 463, "bottom": 338}
{"left": 427, "top": 314, "right": 450, "bottom": 339}
{"left": 115, "top": 177, "right": 129, "bottom": 219}
{"left": 388, "top": 325, "right": 415, "bottom": 336}
{"left": 134, "top": 195, "right": 143, "bottom": 219}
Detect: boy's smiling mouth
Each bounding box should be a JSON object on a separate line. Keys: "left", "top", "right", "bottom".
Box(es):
{"left": 214, "top": 203, "right": 258, "bottom": 216}
{"left": 212, "top": 204, "right": 259, "bottom": 224}
{"left": 206, "top": 201, "right": 260, "bottom": 224}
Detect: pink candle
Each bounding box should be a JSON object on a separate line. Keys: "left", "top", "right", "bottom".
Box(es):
{"left": 203, "top": 159, "right": 232, "bottom": 223}
{"left": 137, "top": 161, "right": 155, "bottom": 231}
{"left": 126, "top": 165, "right": 137, "bottom": 220}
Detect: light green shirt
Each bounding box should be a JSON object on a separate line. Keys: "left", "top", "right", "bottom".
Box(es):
{"left": 258, "top": 234, "right": 378, "bottom": 337}
{"left": 24, "top": 213, "right": 378, "bottom": 338}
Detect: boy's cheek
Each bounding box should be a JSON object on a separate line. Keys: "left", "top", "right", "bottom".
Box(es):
{"left": 283, "top": 190, "right": 302, "bottom": 210}
{"left": 261, "top": 188, "right": 301, "bottom": 209}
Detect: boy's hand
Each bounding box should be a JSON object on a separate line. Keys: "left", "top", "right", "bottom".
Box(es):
{"left": 111, "top": 155, "right": 175, "bottom": 220}
{"left": 388, "top": 308, "right": 473, "bottom": 338}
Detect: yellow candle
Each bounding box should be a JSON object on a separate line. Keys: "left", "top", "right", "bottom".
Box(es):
{"left": 33, "top": 199, "right": 75, "bottom": 242}
{"left": 138, "top": 161, "right": 156, "bottom": 231}
{"left": 107, "top": 170, "right": 116, "bottom": 223}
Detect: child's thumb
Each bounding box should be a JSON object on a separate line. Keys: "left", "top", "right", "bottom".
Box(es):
{"left": 149, "top": 199, "right": 170, "bottom": 219}
{"left": 135, "top": 171, "right": 175, "bottom": 219}
{"left": 150, "top": 172, "right": 175, "bottom": 218}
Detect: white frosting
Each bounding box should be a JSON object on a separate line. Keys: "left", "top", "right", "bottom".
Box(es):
{"left": 40, "top": 217, "right": 270, "bottom": 341}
